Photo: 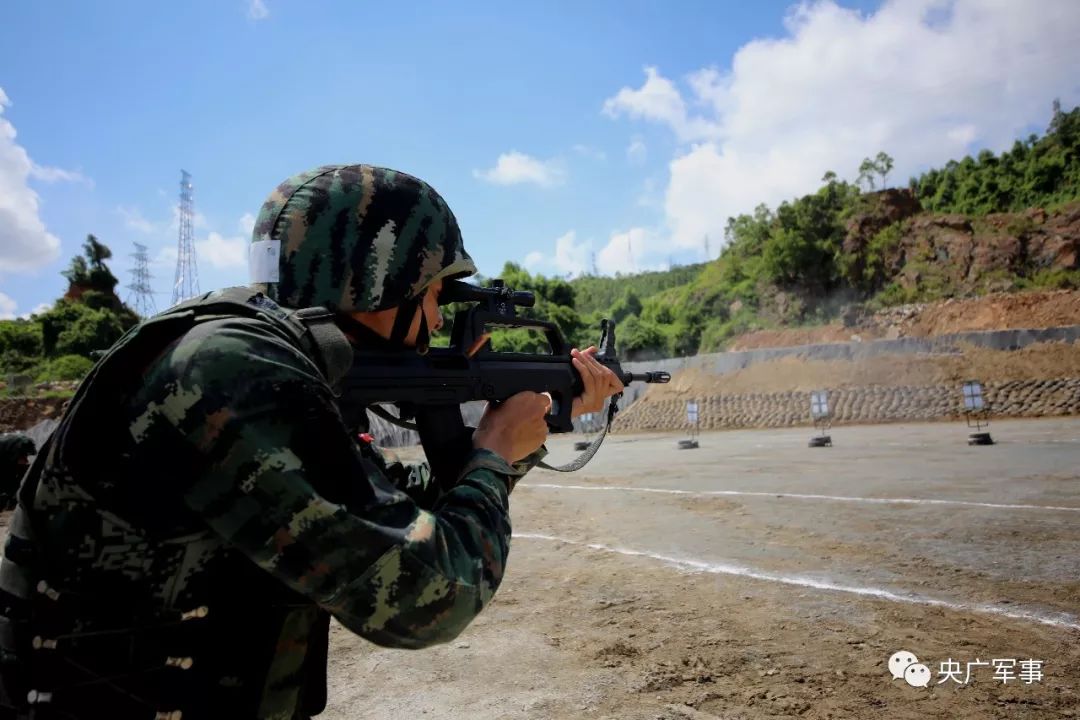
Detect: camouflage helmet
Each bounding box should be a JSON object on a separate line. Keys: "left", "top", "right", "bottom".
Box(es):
{"left": 250, "top": 165, "right": 476, "bottom": 312}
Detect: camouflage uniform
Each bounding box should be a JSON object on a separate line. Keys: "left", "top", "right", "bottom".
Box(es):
{"left": 0, "top": 166, "right": 544, "bottom": 719}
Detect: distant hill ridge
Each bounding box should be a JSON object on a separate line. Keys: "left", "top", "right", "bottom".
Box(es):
{"left": 539, "top": 103, "right": 1080, "bottom": 359}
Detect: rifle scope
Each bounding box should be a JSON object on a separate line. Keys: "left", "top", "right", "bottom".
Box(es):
{"left": 440, "top": 279, "right": 535, "bottom": 308}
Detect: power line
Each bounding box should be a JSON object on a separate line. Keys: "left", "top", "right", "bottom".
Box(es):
{"left": 124, "top": 242, "right": 157, "bottom": 317}
{"left": 171, "top": 169, "right": 200, "bottom": 306}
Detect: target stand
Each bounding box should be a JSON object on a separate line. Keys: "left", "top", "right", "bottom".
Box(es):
{"left": 962, "top": 380, "right": 994, "bottom": 445}
{"left": 678, "top": 400, "right": 700, "bottom": 450}
{"left": 808, "top": 390, "right": 832, "bottom": 447}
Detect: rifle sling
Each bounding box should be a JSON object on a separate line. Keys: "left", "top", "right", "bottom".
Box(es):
{"left": 537, "top": 395, "right": 618, "bottom": 473}
{"left": 367, "top": 404, "right": 419, "bottom": 431}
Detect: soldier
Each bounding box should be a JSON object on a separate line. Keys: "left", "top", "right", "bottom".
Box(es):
{"left": 0, "top": 434, "right": 35, "bottom": 511}
{"left": 0, "top": 165, "right": 623, "bottom": 719}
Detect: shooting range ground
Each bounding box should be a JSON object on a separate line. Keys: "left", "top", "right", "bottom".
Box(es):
{"left": 322, "top": 419, "right": 1080, "bottom": 719}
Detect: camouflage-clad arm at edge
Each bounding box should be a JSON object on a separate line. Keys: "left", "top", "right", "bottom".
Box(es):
{"left": 130, "top": 316, "right": 546, "bottom": 649}
{"left": 366, "top": 441, "right": 546, "bottom": 509}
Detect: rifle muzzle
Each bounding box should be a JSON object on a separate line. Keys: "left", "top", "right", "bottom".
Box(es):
{"left": 625, "top": 371, "right": 671, "bottom": 384}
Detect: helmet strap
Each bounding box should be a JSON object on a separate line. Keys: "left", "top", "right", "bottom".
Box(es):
{"left": 334, "top": 290, "right": 431, "bottom": 354}
{"left": 388, "top": 289, "right": 430, "bottom": 354}
{"left": 334, "top": 314, "right": 396, "bottom": 352}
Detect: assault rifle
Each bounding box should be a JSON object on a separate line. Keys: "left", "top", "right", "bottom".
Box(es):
{"left": 339, "top": 278, "right": 669, "bottom": 483}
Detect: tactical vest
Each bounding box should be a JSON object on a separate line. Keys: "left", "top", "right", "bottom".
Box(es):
{"left": 0, "top": 288, "right": 353, "bottom": 720}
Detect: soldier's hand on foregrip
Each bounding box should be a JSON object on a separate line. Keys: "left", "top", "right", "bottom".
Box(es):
{"left": 473, "top": 391, "right": 551, "bottom": 463}
{"left": 571, "top": 346, "right": 625, "bottom": 418}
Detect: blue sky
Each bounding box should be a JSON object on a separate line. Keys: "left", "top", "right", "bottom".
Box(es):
{"left": 2, "top": 0, "right": 1079, "bottom": 318}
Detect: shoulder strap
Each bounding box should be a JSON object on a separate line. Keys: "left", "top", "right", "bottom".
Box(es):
{"left": 163, "top": 288, "right": 354, "bottom": 390}
{"left": 286, "top": 307, "right": 354, "bottom": 391}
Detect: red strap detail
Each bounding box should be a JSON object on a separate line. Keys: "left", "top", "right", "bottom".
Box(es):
{"left": 358, "top": 433, "right": 375, "bottom": 444}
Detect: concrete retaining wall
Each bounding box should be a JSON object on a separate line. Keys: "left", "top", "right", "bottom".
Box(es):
{"left": 618, "top": 325, "right": 1080, "bottom": 409}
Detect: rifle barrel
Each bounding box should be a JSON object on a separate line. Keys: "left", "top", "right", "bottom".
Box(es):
{"left": 624, "top": 371, "right": 671, "bottom": 384}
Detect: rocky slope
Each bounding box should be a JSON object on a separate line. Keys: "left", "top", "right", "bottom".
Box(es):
{"left": 843, "top": 190, "right": 1079, "bottom": 292}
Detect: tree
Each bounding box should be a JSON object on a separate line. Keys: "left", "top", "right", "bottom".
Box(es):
{"left": 61, "top": 255, "right": 89, "bottom": 287}
{"left": 0, "top": 320, "right": 43, "bottom": 374}
{"left": 608, "top": 289, "right": 643, "bottom": 325}
{"left": 874, "top": 152, "right": 894, "bottom": 187}
{"left": 55, "top": 307, "right": 125, "bottom": 357}
{"left": 616, "top": 315, "right": 664, "bottom": 356}
{"left": 857, "top": 157, "right": 877, "bottom": 190}
{"left": 86, "top": 234, "right": 112, "bottom": 266}
{"left": 63, "top": 234, "right": 120, "bottom": 296}
{"left": 914, "top": 102, "right": 1080, "bottom": 213}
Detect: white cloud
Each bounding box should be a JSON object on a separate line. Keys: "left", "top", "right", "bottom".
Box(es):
{"left": 152, "top": 245, "right": 177, "bottom": 271}
{"left": 239, "top": 212, "right": 256, "bottom": 235}
{"left": 947, "top": 124, "right": 978, "bottom": 145}
{"left": 151, "top": 215, "right": 250, "bottom": 275}
{"left": 603, "top": 66, "right": 720, "bottom": 142}
{"left": 597, "top": 227, "right": 653, "bottom": 275}
{"left": 248, "top": 0, "right": 269, "bottom": 20}
{"left": 117, "top": 205, "right": 159, "bottom": 234}
{"left": 0, "top": 88, "right": 62, "bottom": 272}
{"left": 604, "top": 67, "right": 688, "bottom": 134}
{"left": 196, "top": 231, "right": 248, "bottom": 270}
{"left": 523, "top": 250, "right": 544, "bottom": 270}
{"left": 474, "top": 151, "right": 565, "bottom": 187}
{"left": 551, "top": 231, "right": 591, "bottom": 276}
{"left": 522, "top": 231, "right": 593, "bottom": 277}
{"left": 29, "top": 164, "right": 92, "bottom": 187}
{"left": 0, "top": 295, "right": 43, "bottom": 321}
{"left": 604, "top": 0, "right": 1080, "bottom": 252}
{"left": 525, "top": 227, "right": 667, "bottom": 278}
{"left": 626, "top": 136, "right": 647, "bottom": 164}
{"left": 120, "top": 203, "right": 209, "bottom": 240}
{"left": 0, "top": 292, "right": 16, "bottom": 320}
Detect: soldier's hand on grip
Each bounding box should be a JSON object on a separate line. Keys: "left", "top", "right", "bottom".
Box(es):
{"left": 473, "top": 391, "right": 551, "bottom": 463}
{"left": 571, "top": 346, "right": 625, "bottom": 418}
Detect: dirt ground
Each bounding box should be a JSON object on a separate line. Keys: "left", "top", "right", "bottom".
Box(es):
{"left": 902, "top": 291, "right": 1080, "bottom": 338}
{"left": 325, "top": 419, "right": 1080, "bottom": 719}
{"left": 729, "top": 290, "right": 1080, "bottom": 351}
{"left": 729, "top": 325, "right": 869, "bottom": 350}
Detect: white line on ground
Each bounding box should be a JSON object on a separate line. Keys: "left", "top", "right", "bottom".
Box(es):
{"left": 524, "top": 483, "right": 1080, "bottom": 512}
{"left": 514, "top": 532, "right": 1080, "bottom": 631}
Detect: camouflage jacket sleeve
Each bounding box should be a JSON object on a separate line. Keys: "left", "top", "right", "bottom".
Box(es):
{"left": 364, "top": 441, "right": 546, "bottom": 508}
{"left": 131, "top": 316, "right": 545, "bottom": 649}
